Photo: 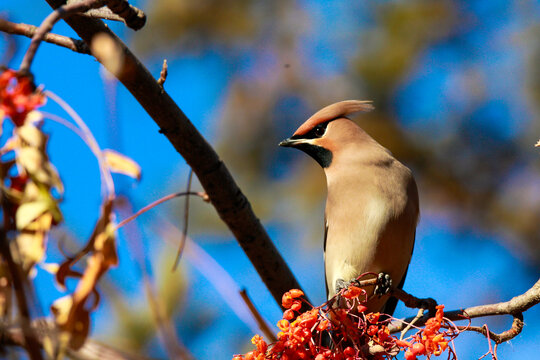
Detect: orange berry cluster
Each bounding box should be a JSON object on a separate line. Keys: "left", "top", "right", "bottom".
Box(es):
{"left": 234, "top": 282, "right": 456, "bottom": 360}
{"left": 401, "top": 305, "right": 452, "bottom": 360}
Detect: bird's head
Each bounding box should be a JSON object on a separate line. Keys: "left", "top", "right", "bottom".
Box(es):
{"left": 279, "top": 100, "right": 374, "bottom": 168}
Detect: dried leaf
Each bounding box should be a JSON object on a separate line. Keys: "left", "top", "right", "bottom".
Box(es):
{"left": 17, "top": 147, "right": 44, "bottom": 175}
{"left": 25, "top": 110, "right": 44, "bottom": 125}
{"left": 22, "top": 180, "right": 40, "bottom": 201}
{"left": 103, "top": 149, "right": 141, "bottom": 180}
{"left": 16, "top": 200, "right": 49, "bottom": 230}
{"left": 93, "top": 222, "right": 118, "bottom": 267}
{"left": 16, "top": 213, "right": 53, "bottom": 270}
{"left": 17, "top": 123, "right": 47, "bottom": 149}
{"left": 40, "top": 262, "right": 59, "bottom": 274}
{"left": 43, "top": 162, "right": 64, "bottom": 194}
{"left": 51, "top": 295, "right": 91, "bottom": 350}
{"left": 56, "top": 262, "right": 82, "bottom": 290}
{"left": 51, "top": 295, "right": 73, "bottom": 326}
{"left": 68, "top": 307, "right": 90, "bottom": 349}
{"left": 52, "top": 200, "right": 115, "bottom": 349}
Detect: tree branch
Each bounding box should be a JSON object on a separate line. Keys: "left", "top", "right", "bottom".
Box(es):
{"left": 101, "top": 0, "right": 145, "bottom": 30}
{"left": 0, "top": 18, "right": 90, "bottom": 55}
{"left": 20, "top": 0, "right": 107, "bottom": 73}
{"left": 43, "top": 0, "right": 306, "bottom": 309}
{"left": 457, "top": 314, "right": 524, "bottom": 344}
{"left": 389, "top": 278, "right": 540, "bottom": 344}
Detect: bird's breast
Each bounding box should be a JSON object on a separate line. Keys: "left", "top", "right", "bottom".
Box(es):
{"left": 324, "top": 177, "right": 416, "bottom": 307}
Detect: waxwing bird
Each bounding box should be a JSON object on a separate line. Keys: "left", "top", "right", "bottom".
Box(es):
{"left": 279, "top": 100, "right": 419, "bottom": 315}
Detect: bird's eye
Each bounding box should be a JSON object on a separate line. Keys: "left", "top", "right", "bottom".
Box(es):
{"left": 314, "top": 124, "right": 326, "bottom": 137}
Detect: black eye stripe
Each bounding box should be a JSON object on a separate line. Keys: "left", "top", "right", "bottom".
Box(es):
{"left": 291, "top": 121, "right": 330, "bottom": 140}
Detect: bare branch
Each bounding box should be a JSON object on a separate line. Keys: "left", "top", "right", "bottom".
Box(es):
{"left": 458, "top": 313, "right": 524, "bottom": 344}
{"left": 240, "top": 289, "right": 277, "bottom": 343}
{"left": 104, "top": 0, "right": 146, "bottom": 30}
{"left": 43, "top": 0, "right": 308, "bottom": 309}
{"left": 19, "top": 0, "right": 107, "bottom": 73}
{"left": 0, "top": 18, "right": 90, "bottom": 55}
{"left": 69, "top": 0, "right": 147, "bottom": 30}
{"left": 115, "top": 191, "right": 207, "bottom": 230}
{"left": 389, "top": 278, "right": 540, "bottom": 344}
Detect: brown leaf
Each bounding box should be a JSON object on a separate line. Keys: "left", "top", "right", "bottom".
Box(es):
{"left": 17, "top": 147, "right": 44, "bottom": 176}
{"left": 17, "top": 123, "right": 47, "bottom": 150}
{"left": 16, "top": 213, "right": 53, "bottom": 271}
{"left": 15, "top": 200, "right": 49, "bottom": 230}
{"left": 56, "top": 261, "right": 83, "bottom": 290}
{"left": 103, "top": 149, "right": 141, "bottom": 180}
{"left": 51, "top": 295, "right": 73, "bottom": 326}
{"left": 93, "top": 222, "right": 118, "bottom": 267}
{"left": 51, "top": 295, "right": 90, "bottom": 350}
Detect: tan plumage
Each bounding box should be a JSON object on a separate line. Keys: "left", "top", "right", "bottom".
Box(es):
{"left": 280, "top": 100, "right": 419, "bottom": 315}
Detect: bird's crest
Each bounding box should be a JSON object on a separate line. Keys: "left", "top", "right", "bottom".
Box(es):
{"left": 294, "top": 100, "right": 374, "bottom": 136}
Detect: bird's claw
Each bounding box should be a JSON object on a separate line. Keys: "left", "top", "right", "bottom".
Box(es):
{"left": 374, "top": 272, "right": 392, "bottom": 296}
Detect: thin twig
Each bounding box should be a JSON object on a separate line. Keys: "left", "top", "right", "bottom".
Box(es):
{"left": 240, "top": 289, "right": 277, "bottom": 343}
{"left": 46, "top": 90, "right": 117, "bottom": 198}
{"left": 157, "top": 59, "right": 168, "bottom": 87}
{"left": 116, "top": 191, "right": 207, "bottom": 230}
{"left": 67, "top": 0, "right": 146, "bottom": 30}
{"left": 457, "top": 313, "right": 524, "bottom": 344}
{"left": 0, "top": 18, "right": 90, "bottom": 55}
{"left": 399, "top": 308, "right": 425, "bottom": 340}
{"left": 172, "top": 170, "right": 193, "bottom": 271}
{"left": 391, "top": 287, "right": 437, "bottom": 314}
{"left": 19, "top": 0, "right": 107, "bottom": 73}
{"left": 104, "top": 0, "right": 146, "bottom": 30}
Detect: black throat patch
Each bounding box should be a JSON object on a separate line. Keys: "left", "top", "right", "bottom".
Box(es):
{"left": 294, "top": 143, "right": 333, "bottom": 168}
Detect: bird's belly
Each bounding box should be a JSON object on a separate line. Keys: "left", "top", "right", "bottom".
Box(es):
{"left": 325, "top": 212, "right": 414, "bottom": 312}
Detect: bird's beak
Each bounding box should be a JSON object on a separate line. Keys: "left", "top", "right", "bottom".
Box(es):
{"left": 279, "top": 137, "right": 302, "bottom": 147}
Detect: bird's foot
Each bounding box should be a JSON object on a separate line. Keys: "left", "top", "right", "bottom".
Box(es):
{"left": 419, "top": 297, "right": 438, "bottom": 317}
{"left": 374, "top": 272, "right": 393, "bottom": 296}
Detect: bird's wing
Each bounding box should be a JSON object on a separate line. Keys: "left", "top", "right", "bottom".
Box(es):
{"left": 381, "top": 230, "right": 416, "bottom": 316}
{"left": 324, "top": 215, "right": 329, "bottom": 298}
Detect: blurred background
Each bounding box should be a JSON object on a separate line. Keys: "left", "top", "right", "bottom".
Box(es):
{"left": 2, "top": 0, "right": 540, "bottom": 359}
